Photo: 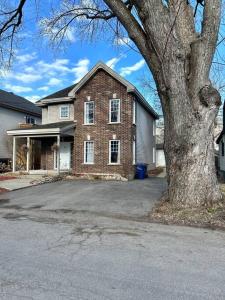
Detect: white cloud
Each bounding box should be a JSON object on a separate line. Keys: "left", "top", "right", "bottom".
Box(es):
{"left": 38, "top": 86, "right": 49, "bottom": 91}
{"left": 16, "top": 52, "right": 37, "bottom": 64}
{"left": 26, "top": 95, "right": 42, "bottom": 103}
{"left": 120, "top": 60, "right": 145, "bottom": 76}
{"left": 4, "top": 71, "right": 42, "bottom": 83}
{"left": 4, "top": 83, "right": 32, "bottom": 93}
{"left": 106, "top": 57, "right": 120, "bottom": 69}
{"left": 114, "top": 37, "right": 131, "bottom": 46}
{"left": 47, "top": 78, "right": 62, "bottom": 86}
{"left": 72, "top": 58, "right": 90, "bottom": 82}
{"left": 36, "top": 59, "right": 70, "bottom": 75}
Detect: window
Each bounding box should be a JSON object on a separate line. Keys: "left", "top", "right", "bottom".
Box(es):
{"left": 133, "top": 100, "right": 136, "bottom": 124}
{"left": 84, "top": 101, "right": 94, "bottom": 124}
{"left": 60, "top": 105, "right": 69, "bottom": 119}
{"left": 109, "top": 140, "right": 120, "bottom": 164}
{"left": 109, "top": 99, "right": 120, "bottom": 123}
{"left": 84, "top": 141, "right": 94, "bottom": 164}
{"left": 222, "top": 141, "right": 224, "bottom": 157}
{"left": 25, "top": 116, "right": 35, "bottom": 124}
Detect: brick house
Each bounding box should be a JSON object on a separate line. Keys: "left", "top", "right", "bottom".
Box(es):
{"left": 7, "top": 62, "right": 158, "bottom": 180}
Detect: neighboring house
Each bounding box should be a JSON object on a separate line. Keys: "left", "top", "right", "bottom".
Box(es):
{"left": 156, "top": 143, "right": 166, "bottom": 167}
{"left": 7, "top": 62, "right": 158, "bottom": 180}
{"left": 155, "top": 117, "right": 166, "bottom": 167}
{"left": 0, "top": 89, "right": 41, "bottom": 162}
{"left": 216, "top": 102, "right": 225, "bottom": 177}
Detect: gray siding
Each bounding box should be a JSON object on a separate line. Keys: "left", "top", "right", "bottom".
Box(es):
{"left": 0, "top": 107, "right": 41, "bottom": 159}
{"left": 219, "top": 136, "right": 225, "bottom": 171}
{"left": 136, "top": 101, "right": 156, "bottom": 170}
{"left": 42, "top": 103, "right": 74, "bottom": 124}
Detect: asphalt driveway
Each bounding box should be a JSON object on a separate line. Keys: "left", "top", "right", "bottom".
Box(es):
{"left": 0, "top": 177, "right": 167, "bottom": 219}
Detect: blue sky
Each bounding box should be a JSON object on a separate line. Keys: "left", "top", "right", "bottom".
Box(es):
{"left": 1, "top": 0, "right": 224, "bottom": 117}
{"left": 0, "top": 0, "right": 154, "bottom": 107}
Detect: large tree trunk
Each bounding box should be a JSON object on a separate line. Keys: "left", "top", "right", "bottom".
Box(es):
{"left": 163, "top": 91, "right": 222, "bottom": 208}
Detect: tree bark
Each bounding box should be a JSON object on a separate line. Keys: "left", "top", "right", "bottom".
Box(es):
{"left": 162, "top": 88, "right": 222, "bottom": 208}
{"left": 104, "top": 0, "right": 223, "bottom": 208}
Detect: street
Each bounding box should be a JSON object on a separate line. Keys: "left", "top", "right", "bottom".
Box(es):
{"left": 0, "top": 198, "right": 225, "bottom": 299}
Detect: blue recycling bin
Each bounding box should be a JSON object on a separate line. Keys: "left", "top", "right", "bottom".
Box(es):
{"left": 135, "top": 163, "right": 148, "bottom": 179}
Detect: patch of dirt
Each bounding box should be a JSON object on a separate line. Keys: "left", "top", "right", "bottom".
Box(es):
{"left": 0, "top": 188, "right": 9, "bottom": 193}
{"left": 148, "top": 167, "right": 164, "bottom": 176}
{"left": 149, "top": 187, "right": 225, "bottom": 231}
{"left": 0, "top": 176, "right": 17, "bottom": 181}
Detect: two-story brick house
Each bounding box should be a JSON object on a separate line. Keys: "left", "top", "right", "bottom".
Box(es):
{"left": 7, "top": 62, "right": 158, "bottom": 180}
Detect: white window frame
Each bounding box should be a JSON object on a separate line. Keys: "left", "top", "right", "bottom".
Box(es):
{"left": 109, "top": 99, "right": 120, "bottom": 124}
{"left": 109, "top": 140, "right": 120, "bottom": 165}
{"left": 84, "top": 101, "right": 94, "bottom": 125}
{"left": 59, "top": 105, "right": 70, "bottom": 119}
{"left": 25, "top": 116, "right": 36, "bottom": 124}
{"left": 133, "top": 100, "right": 136, "bottom": 124}
{"left": 84, "top": 141, "right": 94, "bottom": 164}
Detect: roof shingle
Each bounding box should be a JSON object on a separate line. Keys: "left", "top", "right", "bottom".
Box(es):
{"left": 0, "top": 89, "right": 41, "bottom": 116}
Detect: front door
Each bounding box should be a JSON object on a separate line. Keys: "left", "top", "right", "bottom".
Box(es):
{"left": 60, "top": 142, "right": 71, "bottom": 170}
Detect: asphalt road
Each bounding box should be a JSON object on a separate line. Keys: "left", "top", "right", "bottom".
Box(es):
{"left": 0, "top": 180, "right": 224, "bottom": 299}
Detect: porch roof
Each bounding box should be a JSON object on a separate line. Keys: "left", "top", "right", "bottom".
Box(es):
{"left": 7, "top": 121, "right": 76, "bottom": 136}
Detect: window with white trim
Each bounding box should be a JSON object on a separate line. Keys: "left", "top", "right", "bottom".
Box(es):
{"left": 84, "top": 101, "right": 94, "bottom": 124}
{"left": 109, "top": 140, "right": 120, "bottom": 164}
{"left": 25, "top": 116, "right": 35, "bottom": 124}
{"left": 60, "top": 105, "right": 69, "bottom": 119}
{"left": 109, "top": 99, "right": 120, "bottom": 123}
{"left": 84, "top": 141, "right": 94, "bottom": 164}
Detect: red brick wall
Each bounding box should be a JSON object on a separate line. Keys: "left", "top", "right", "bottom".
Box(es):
{"left": 73, "top": 69, "right": 135, "bottom": 179}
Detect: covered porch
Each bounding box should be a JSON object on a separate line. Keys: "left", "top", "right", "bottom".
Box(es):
{"left": 7, "top": 121, "right": 75, "bottom": 174}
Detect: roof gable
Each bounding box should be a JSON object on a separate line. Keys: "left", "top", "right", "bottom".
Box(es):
{"left": 38, "top": 61, "right": 158, "bottom": 119}
{"left": 68, "top": 61, "right": 135, "bottom": 96}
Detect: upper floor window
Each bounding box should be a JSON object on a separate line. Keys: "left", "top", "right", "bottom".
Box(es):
{"left": 109, "top": 99, "right": 120, "bottom": 123}
{"left": 60, "top": 105, "right": 69, "bottom": 119}
{"left": 26, "top": 116, "right": 35, "bottom": 124}
{"left": 84, "top": 141, "right": 94, "bottom": 164}
{"left": 109, "top": 140, "right": 120, "bottom": 164}
{"left": 84, "top": 101, "right": 94, "bottom": 124}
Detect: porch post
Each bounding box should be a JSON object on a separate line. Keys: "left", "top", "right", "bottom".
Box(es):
{"left": 57, "top": 135, "right": 60, "bottom": 174}
{"left": 26, "top": 137, "right": 30, "bottom": 173}
{"left": 12, "top": 136, "right": 16, "bottom": 173}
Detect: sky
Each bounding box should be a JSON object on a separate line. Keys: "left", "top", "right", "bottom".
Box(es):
{"left": 1, "top": 0, "right": 225, "bottom": 118}
{"left": 0, "top": 0, "right": 156, "bottom": 108}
